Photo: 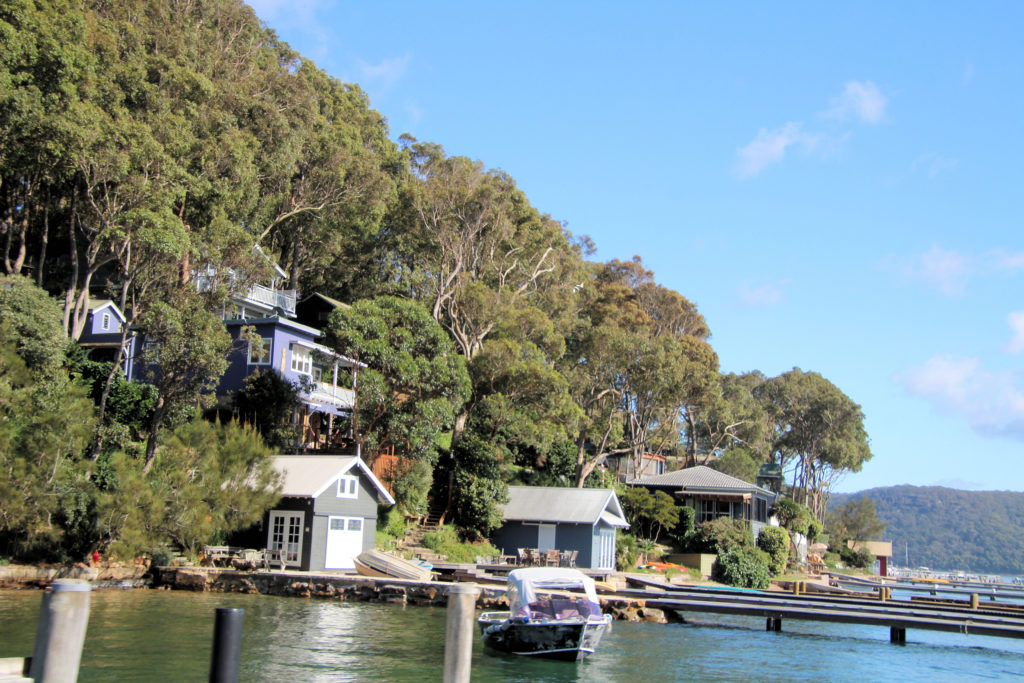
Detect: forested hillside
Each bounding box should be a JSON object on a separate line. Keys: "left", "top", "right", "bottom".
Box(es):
{"left": 830, "top": 487, "right": 1024, "bottom": 576}
{"left": 1, "top": 0, "right": 874, "bottom": 563}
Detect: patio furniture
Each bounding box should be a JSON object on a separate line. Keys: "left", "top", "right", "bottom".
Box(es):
{"left": 545, "top": 549, "right": 560, "bottom": 566}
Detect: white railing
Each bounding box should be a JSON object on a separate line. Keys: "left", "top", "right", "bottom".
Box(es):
{"left": 307, "top": 383, "right": 356, "bottom": 410}
{"left": 243, "top": 284, "right": 296, "bottom": 316}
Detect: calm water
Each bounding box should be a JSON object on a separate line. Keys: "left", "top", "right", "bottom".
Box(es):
{"left": 3, "top": 589, "right": 1024, "bottom": 681}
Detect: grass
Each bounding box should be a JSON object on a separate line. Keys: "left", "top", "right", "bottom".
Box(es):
{"left": 422, "top": 525, "right": 499, "bottom": 563}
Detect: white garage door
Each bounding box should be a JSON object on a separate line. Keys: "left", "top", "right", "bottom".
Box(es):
{"left": 325, "top": 516, "right": 363, "bottom": 569}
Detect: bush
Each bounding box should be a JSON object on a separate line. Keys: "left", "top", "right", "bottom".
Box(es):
{"left": 691, "top": 518, "right": 753, "bottom": 554}
{"left": 756, "top": 526, "right": 790, "bottom": 575}
{"left": 715, "top": 546, "right": 771, "bottom": 589}
{"left": 422, "top": 524, "right": 498, "bottom": 563}
{"left": 838, "top": 544, "right": 874, "bottom": 569}
{"left": 616, "top": 533, "right": 640, "bottom": 570}
{"left": 668, "top": 505, "right": 696, "bottom": 550}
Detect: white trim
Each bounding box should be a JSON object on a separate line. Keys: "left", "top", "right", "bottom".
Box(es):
{"left": 309, "top": 457, "right": 396, "bottom": 505}
{"left": 290, "top": 339, "right": 365, "bottom": 368}
{"left": 248, "top": 337, "right": 272, "bottom": 365}
{"left": 336, "top": 475, "right": 358, "bottom": 499}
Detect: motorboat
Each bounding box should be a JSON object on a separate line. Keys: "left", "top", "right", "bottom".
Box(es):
{"left": 478, "top": 567, "right": 612, "bottom": 661}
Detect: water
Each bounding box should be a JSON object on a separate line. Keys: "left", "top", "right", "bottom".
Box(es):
{"left": 3, "top": 589, "right": 1024, "bottom": 681}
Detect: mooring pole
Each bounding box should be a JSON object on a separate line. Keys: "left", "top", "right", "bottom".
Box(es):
{"left": 444, "top": 583, "right": 479, "bottom": 683}
{"left": 209, "top": 608, "right": 244, "bottom": 683}
{"left": 30, "top": 578, "right": 91, "bottom": 683}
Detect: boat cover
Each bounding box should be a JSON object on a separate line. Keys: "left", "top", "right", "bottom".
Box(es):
{"left": 506, "top": 567, "right": 601, "bottom": 616}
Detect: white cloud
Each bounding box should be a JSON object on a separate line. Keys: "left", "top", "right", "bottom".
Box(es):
{"left": 825, "top": 81, "right": 887, "bottom": 124}
{"left": 734, "top": 123, "right": 810, "bottom": 178}
{"left": 736, "top": 279, "right": 790, "bottom": 307}
{"left": 989, "top": 249, "right": 1024, "bottom": 271}
{"left": 895, "top": 354, "right": 1024, "bottom": 440}
{"left": 901, "top": 245, "right": 973, "bottom": 296}
{"left": 912, "top": 153, "right": 959, "bottom": 178}
{"left": 357, "top": 54, "right": 412, "bottom": 93}
{"left": 1006, "top": 312, "right": 1024, "bottom": 353}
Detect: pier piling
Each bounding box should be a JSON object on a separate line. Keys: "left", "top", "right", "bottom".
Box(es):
{"left": 209, "top": 608, "right": 244, "bottom": 683}
{"left": 444, "top": 582, "right": 479, "bottom": 683}
{"left": 29, "top": 578, "right": 91, "bottom": 683}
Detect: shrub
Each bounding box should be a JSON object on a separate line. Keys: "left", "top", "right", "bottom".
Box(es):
{"left": 422, "top": 524, "right": 498, "bottom": 563}
{"left": 616, "top": 533, "right": 640, "bottom": 570}
{"left": 838, "top": 544, "right": 874, "bottom": 569}
{"left": 715, "top": 546, "right": 771, "bottom": 589}
{"left": 756, "top": 526, "right": 790, "bottom": 575}
{"left": 692, "top": 518, "right": 753, "bottom": 554}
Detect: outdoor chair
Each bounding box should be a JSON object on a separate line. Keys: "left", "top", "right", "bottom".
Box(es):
{"left": 545, "top": 549, "right": 560, "bottom": 566}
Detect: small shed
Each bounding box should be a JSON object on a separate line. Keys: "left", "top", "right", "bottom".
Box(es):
{"left": 847, "top": 540, "right": 894, "bottom": 577}
{"left": 243, "top": 455, "right": 395, "bottom": 571}
{"left": 490, "top": 486, "right": 629, "bottom": 571}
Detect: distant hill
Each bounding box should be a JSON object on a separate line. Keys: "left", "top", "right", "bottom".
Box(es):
{"left": 828, "top": 486, "right": 1024, "bottom": 576}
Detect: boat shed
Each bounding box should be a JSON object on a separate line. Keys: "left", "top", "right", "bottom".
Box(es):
{"left": 241, "top": 455, "right": 395, "bottom": 572}
{"left": 490, "top": 486, "right": 629, "bottom": 571}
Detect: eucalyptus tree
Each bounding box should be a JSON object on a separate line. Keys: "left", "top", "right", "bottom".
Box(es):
{"left": 755, "top": 368, "right": 872, "bottom": 519}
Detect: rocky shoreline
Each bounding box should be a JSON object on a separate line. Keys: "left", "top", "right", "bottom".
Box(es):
{"left": 0, "top": 564, "right": 682, "bottom": 624}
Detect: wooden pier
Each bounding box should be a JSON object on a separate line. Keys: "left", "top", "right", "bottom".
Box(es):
{"left": 620, "top": 576, "right": 1024, "bottom": 643}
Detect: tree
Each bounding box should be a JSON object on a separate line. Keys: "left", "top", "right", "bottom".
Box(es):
{"left": 755, "top": 368, "right": 872, "bottom": 519}
{"left": 757, "top": 526, "right": 790, "bottom": 575}
{"left": 708, "top": 447, "right": 760, "bottom": 483}
{"left": 325, "top": 296, "right": 471, "bottom": 510}
{"left": 829, "top": 496, "right": 886, "bottom": 544}
{"left": 621, "top": 487, "right": 679, "bottom": 543}
{"left": 233, "top": 370, "right": 302, "bottom": 448}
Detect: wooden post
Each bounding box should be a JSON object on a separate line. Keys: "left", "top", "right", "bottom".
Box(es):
{"left": 890, "top": 626, "right": 906, "bottom": 643}
{"left": 971, "top": 593, "right": 979, "bottom": 610}
{"left": 30, "top": 578, "right": 91, "bottom": 683}
{"left": 444, "top": 583, "right": 479, "bottom": 683}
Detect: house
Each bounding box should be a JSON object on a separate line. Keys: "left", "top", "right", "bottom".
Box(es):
{"left": 628, "top": 465, "right": 777, "bottom": 540}
{"left": 847, "top": 540, "right": 894, "bottom": 577}
{"left": 232, "top": 455, "right": 395, "bottom": 571}
{"left": 294, "top": 292, "right": 350, "bottom": 331}
{"left": 75, "top": 299, "right": 137, "bottom": 379}
{"left": 602, "top": 452, "right": 667, "bottom": 482}
{"left": 490, "top": 486, "right": 629, "bottom": 571}
{"left": 218, "top": 315, "right": 365, "bottom": 448}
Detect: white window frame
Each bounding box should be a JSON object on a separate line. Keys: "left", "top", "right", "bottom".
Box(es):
{"left": 291, "top": 347, "right": 312, "bottom": 375}
{"left": 248, "top": 337, "right": 272, "bottom": 365}
{"left": 312, "top": 365, "right": 323, "bottom": 382}
{"left": 102, "top": 313, "right": 111, "bottom": 330}
{"left": 267, "top": 511, "right": 304, "bottom": 567}
{"left": 337, "top": 475, "right": 358, "bottom": 499}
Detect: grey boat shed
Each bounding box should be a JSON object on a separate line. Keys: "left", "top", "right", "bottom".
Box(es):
{"left": 490, "top": 486, "right": 629, "bottom": 571}
{"left": 258, "top": 455, "right": 395, "bottom": 571}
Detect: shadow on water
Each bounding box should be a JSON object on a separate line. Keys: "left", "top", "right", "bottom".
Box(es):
{"left": 4, "top": 590, "right": 1024, "bottom": 681}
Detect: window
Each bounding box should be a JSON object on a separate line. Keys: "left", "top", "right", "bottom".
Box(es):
{"left": 248, "top": 337, "right": 272, "bottom": 365}
{"left": 347, "top": 518, "right": 362, "bottom": 532}
{"left": 102, "top": 313, "right": 110, "bottom": 330}
{"left": 267, "top": 511, "right": 304, "bottom": 566}
{"left": 312, "top": 366, "right": 323, "bottom": 382}
{"left": 291, "top": 347, "right": 312, "bottom": 374}
{"left": 337, "top": 475, "right": 358, "bottom": 499}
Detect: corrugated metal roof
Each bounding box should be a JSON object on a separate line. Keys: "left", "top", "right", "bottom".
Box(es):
{"left": 270, "top": 455, "right": 395, "bottom": 504}
{"left": 629, "top": 465, "right": 774, "bottom": 495}
{"left": 500, "top": 486, "right": 624, "bottom": 525}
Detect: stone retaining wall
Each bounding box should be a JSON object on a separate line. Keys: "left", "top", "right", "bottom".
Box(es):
{"left": 152, "top": 567, "right": 680, "bottom": 623}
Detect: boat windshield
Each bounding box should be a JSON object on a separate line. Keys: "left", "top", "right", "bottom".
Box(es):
{"left": 506, "top": 567, "right": 601, "bottom": 617}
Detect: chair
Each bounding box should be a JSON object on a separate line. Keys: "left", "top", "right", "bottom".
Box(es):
{"left": 545, "top": 549, "right": 560, "bottom": 566}
{"left": 566, "top": 550, "right": 578, "bottom": 567}
{"left": 517, "top": 548, "right": 529, "bottom": 565}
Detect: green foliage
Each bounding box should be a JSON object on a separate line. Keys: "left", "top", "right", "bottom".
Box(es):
{"left": 827, "top": 496, "right": 886, "bottom": 545}
{"left": 621, "top": 487, "right": 680, "bottom": 542}
{"left": 772, "top": 498, "right": 818, "bottom": 540}
{"left": 838, "top": 544, "right": 875, "bottom": 569}
{"left": 449, "top": 432, "right": 509, "bottom": 537}
{"left": 390, "top": 459, "right": 432, "bottom": 516}
{"left": 616, "top": 533, "right": 641, "bottom": 571}
{"left": 708, "top": 448, "right": 760, "bottom": 484}
{"left": 233, "top": 370, "right": 302, "bottom": 448}
{"left": 0, "top": 275, "right": 69, "bottom": 378}
{"left": 714, "top": 546, "right": 771, "bottom": 589}
{"left": 97, "top": 418, "right": 281, "bottom": 560}
{"left": 691, "top": 518, "right": 753, "bottom": 555}
{"left": 756, "top": 526, "right": 790, "bottom": 575}
{"left": 421, "top": 524, "right": 498, "bottom": 563}
{"left": 668, "top": 505, "right": 697, "bottom": 549}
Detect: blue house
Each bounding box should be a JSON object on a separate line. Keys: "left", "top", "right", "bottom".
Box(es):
{"left": 490, "top": 486, "right": 629, "bottom": 571}
{"left": 76, "top": 299, "right": 137, "bottom": 379}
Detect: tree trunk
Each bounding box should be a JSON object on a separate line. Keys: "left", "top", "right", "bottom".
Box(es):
{"left": 143, "top": 398, "right": 167, "bottom": 473}
{"left": 36, "top": 191, "right": 49, "bottom": 286}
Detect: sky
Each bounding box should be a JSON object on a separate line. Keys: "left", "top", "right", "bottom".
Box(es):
{"left": 247, "top": 1, "right": 1024, "bottom": 493}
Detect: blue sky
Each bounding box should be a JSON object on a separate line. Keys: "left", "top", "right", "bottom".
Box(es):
{"left": 248, "top": 1, "right": 1024, "bottom": 493}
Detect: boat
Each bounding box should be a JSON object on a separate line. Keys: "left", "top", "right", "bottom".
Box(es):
{"left": 477, "top": 567, "right": 613, "bottom": 662}
{"left": 353, "top": 549, "right": 433, "bottom": 581}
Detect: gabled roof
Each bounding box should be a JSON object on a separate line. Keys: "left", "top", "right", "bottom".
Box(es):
{"left": 629, "top": 465, "right": 774, "bottom": 497}
{"left": 271, "top": 455, "right": 395, "bottom": 504}
{"left": 500, "top": 486, "right": 629, "bottom": 527}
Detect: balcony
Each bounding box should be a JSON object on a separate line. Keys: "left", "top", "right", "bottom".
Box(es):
{"left": 303, "top": 382, "right": 356, "bottom": 412}
{"left": 241, "top": 284, "right": 296, "bottom": 317}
